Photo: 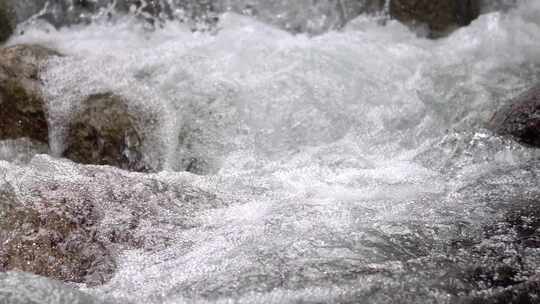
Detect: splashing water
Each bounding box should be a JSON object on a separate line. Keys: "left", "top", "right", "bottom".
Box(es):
{"left": 2, "top": 0, "right": 540, "bottom": 303}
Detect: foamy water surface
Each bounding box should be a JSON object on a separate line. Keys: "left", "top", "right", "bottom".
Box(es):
{"left": 2, "top": 1, "right": 540, "bottom": 303}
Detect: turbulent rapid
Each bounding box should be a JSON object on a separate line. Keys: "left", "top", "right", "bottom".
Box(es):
{"left": 1, "top": 0, "right": 539, "bottom": 303}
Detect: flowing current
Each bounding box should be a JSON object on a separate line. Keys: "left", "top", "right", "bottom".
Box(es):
{"left": 1, "top": 1, "right": 540, "bottom": 303}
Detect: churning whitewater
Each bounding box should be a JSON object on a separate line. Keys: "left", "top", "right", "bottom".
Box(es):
{"left": 1, "top": 0, "right": 540, "bottom": 303}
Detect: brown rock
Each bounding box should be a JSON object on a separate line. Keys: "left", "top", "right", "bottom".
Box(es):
{"left": 489, "top": 84, "right": 540, "bottom": 147}
{"left": 0, "top": 44, "right": 61, "bottom": 144}
{"left": 62, "top": 93, "right": 151, "bottom": 172}
{"left": 389, "top": 0, "right": 481, "bottom": 37}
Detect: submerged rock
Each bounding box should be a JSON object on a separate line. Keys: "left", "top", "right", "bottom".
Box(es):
{"left": 63, "top": 93, "right": 151, "bottom": 172}
{"left": 464, "top": 275, "right": 540, "bottom": 304}
{"left": 490, "top": 84, "right": 540, "bottom": 148}
{"left": 444, "top": 160, "right": 540, "bottom": 303}
{"left": 459, "top": 202, "right": 540, "bottom": 304}
{"left": 0, "top": 44, "right": 60, "bottom": 144}
{"left": 389, "top": 0, "right": 481, "bottom": 37}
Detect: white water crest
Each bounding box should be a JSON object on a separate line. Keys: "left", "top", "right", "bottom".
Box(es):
{"left": 2, "top": 0, "right": 540, "bottom": 303}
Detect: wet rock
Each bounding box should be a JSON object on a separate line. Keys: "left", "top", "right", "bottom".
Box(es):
{"left": 0, "top": 186, "right": 116, "bottom": 286}
{"left": 0, "top": 155, "right": 224, "bottom": 286}
{"left": 0, "top": 0, "right": 15, "bottom": 43}
{"left": 0, "top": 44, "right": 61, "bottom": 144}
{"left": 0, "top": 271, "right": 110, "bottom": 304}
{"left": 389, "top": 0, "right": 481, "bottom": 37}
{"left": 63, "top": 93, "right": 151, "bottom": 172}
{"left": 489, "top": 83, "right": 540, "bottom": 148}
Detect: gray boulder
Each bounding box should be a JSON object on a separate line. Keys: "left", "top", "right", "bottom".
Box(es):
{"left": 489, "top": 84, "right": 540, "bottom": 147}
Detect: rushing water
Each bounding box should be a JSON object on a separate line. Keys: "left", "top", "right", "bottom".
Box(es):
{"left": 1, "top": 0, "right": 540, "bottom": 303}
